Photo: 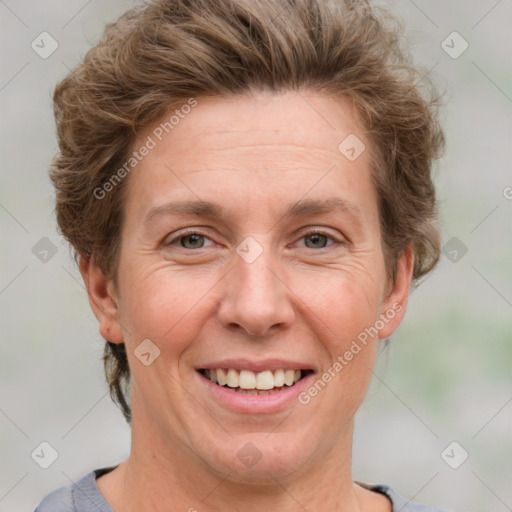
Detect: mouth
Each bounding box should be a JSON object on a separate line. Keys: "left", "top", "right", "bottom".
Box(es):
{"left": 197, "top": 368, "right": 314, "bottom": 396}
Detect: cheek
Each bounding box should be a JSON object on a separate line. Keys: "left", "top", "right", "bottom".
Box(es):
{"left": 294, "top": 265, "right": 384, "bottom": 402}
{"left": 293, "top": 264, "right": 384, "bottom": 343}
{"left": 118, "top": 266, "right": 222, "bottom": 352}
{"left": 304, "top": 277, "right": 382, "bottom": 413}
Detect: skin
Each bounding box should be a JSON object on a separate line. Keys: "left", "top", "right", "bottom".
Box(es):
{"left": 81, "top": 90, "right": 413, "bottom": 512}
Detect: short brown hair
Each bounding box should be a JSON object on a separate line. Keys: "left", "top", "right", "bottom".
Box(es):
{"left": 51, "top": 0, "right": 444, "bottom": 423}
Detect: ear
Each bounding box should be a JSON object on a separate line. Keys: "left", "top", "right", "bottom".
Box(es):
{"left": 378, "top": 246, "right": 414, "bottom": 339}
{"left": 79, "top": 256, "right": 124, "bottom": 344}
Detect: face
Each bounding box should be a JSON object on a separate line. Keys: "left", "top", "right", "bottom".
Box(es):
{"left": 83, "top": 90, "right": 412, "bottom": 482}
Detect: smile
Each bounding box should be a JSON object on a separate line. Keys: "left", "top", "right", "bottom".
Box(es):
{"left": 198, "top": 368, "right": 313, "bottom": 395}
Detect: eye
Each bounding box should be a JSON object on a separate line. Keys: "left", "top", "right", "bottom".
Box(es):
{"left": 180, "top": 233, "right": 207, "bottom": 249}
{"left": 165, "top": 229, "right": 215, "bottom": 250}
{"left": 296, "top": 230, "right": 338, "bottom": 249}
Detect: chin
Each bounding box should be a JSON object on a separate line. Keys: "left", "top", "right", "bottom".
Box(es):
{"left": 201, "top": 430, "right": 320, "bottom": 484}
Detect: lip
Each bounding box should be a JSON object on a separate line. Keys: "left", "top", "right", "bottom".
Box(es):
{"left": 197, "top": 368, "right": 316, "bottom": 414}
{"left": 196, "top": 358, "right": 315, "bottom": 373}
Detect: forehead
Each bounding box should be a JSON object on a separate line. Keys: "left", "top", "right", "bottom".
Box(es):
{"left": 148, "top": 90, "right": 365, "bottom": 159}
{"left": 124, "top": 91, "right": 376, "bottom": 221}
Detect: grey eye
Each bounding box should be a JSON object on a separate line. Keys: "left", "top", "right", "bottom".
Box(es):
{"left": 303, "top": 233, "right": 329, "bottom": 249}
{"left": 180, "top": 234, "right": 206, "bottom": 249}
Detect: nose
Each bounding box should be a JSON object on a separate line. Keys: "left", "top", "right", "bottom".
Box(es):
{"left": 217, "top": 248, "right": 295, "bottom": 338}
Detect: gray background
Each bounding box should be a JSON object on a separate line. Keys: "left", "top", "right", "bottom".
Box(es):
{"left": 1, "top": 1, "right": 511, "bottom": 511}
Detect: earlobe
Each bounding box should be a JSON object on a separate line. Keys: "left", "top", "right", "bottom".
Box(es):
{"left": 79, "top": 256, "right": 124, "bottom": 344}
{"left": 378, "top": 246, "right": 414, "bottom": 339}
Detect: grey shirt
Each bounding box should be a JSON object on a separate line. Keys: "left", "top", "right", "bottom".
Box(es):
{"left": 35, "top": 467, "right": 452, "bottom": 511}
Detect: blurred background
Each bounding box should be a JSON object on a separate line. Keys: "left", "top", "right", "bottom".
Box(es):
{"left": 0, "top": 1, "right": 511, "bottom": 510}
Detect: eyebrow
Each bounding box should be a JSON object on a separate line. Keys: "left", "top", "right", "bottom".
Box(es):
{"left": 144, "top": 197, "right": 363, "bottom": 225}
{"left": 286, "top": 197, "right": 362, "bottom": 219}
{"left": 145, "top": 200, "right": 224, "bottom": 224}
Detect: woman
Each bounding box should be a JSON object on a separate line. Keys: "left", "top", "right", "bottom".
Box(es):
{"left": 35, "top": 0, "right": 449, "bottom": 510}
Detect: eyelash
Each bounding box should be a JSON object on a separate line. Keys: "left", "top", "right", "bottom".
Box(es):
{"left": 165, "top": 228, "right": 341, "bottom": 251}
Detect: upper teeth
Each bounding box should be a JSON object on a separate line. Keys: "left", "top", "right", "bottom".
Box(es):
{"left": 204, "top": 369, "right": 303, "bottom": 390}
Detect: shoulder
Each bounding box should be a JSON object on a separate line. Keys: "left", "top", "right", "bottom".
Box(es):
{"left": 34, "top": 469, "right": 114, "bottom": 512}
{"left": 34, "top": 483, "right": 74, "bottom": 512}
{"left": 359, "top": 482, "right": 453, "bottom": 512}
